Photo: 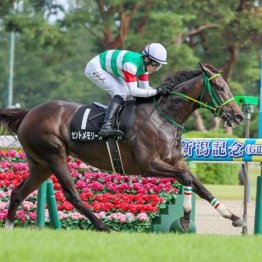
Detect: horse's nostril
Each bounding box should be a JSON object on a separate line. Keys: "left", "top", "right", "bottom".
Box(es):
{"left": 235, "top": 114, "right": 244, "bottom": 123}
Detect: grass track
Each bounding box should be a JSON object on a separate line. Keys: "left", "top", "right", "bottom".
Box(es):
{"left": 201, "top": 184, "right": 256, "bottom": 200}
{"left": 0, "top": 228, "right": 262, "bottom": 262}
{"left": 1, "top": 165, "right": 261, "bottom": 261}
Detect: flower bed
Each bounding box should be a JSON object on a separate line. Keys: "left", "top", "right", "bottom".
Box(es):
{"left": 0, "top": 150, "right": 180, "bottom": 232}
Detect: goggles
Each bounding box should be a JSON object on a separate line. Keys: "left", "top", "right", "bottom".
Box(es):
{"left": 151, "top": 60, "right": 162, "bottom": 69}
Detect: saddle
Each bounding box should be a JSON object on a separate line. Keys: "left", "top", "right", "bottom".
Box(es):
{"left": 70, "top": 100, "right": 136, "bottom": 142}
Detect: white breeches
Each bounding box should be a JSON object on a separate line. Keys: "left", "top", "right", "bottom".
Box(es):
{"left": 85, "top": 56, "right": 130, "bottom": 99}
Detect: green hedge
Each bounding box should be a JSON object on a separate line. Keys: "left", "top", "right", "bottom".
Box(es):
{"left": 183, "top": 130, "right": 240, "bottom": 185}
{"left": 188, "top": 162, "right": 240, "bottom": 185}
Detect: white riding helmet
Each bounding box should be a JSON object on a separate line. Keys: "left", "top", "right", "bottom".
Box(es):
{"left": 142, "top": 43, "right": 167, "bottom": 64}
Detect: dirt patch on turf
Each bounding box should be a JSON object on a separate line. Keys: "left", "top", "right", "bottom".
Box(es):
{"left": 195, "top": 200, "right": 255, "bottom": 235}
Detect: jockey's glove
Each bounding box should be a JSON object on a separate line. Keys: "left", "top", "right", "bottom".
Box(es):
{"left": 156, "top": 86, "right": 171, "bottom": 96}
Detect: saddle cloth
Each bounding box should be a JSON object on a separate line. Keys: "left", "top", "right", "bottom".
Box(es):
{"left": 70, "top": 100, "right": 136, "bottom": 142}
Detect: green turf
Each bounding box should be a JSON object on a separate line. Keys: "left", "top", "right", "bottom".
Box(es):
{"left": 201, "top": 184, "right": 256, "bottom": 200}
{"left": 0, "top": 228, "right": 262, "bottom": 262}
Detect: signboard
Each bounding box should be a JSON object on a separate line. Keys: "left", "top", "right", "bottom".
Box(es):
{"left": 182, "top": 138, "right": 262, "bottom": 162}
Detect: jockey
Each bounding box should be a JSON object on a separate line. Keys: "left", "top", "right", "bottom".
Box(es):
{"left": 85, "top": 43, "right": 170, "bottom": 137}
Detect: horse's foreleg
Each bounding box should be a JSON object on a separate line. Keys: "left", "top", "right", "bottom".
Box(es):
{"left": 189, "top": 172, "right": 244, "bottom": 227}
{"left": 146, "top": 158, "right": 244, "bottom": 230}
{"left": 5, "top": 157, "right": 51, "bottom": 229}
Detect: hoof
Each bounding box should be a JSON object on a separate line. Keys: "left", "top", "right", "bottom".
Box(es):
{"left": 97, "top": 224, "right": 111, "bottom": 233}
{"left": 232, "top": 219, "right": 246, "bottom": 227}
{"left": 4, "top": 220, "right": 14, "bottom": 230}
{"left": 170, "top": 218, "right": 196, "bottom": 234}
{"left": 180, "top": 217, "right": 189, "bottom": 232}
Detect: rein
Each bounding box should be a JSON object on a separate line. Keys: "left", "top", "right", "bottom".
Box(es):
{"left": 153, "top": 97, "right": 184, "bottom": 130}
{"left": 154, "top": 72, "right": 235, "bottom": 128}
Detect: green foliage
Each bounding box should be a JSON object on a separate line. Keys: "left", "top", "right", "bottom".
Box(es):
{"left": 183, "top": 130, "right": 239, "bottom": 139}
{"left": 0, "top": 0, "right": 261, "bottom": 137}
{"left": 191, "top": 162, "right": 240, "bottom": 185}
{"left": 0, "top": 0, "right": 15, "bottom": 18}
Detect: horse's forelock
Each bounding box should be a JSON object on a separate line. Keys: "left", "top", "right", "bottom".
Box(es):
{"left": 202, "top": 64, "right": 220, "bottom": 73}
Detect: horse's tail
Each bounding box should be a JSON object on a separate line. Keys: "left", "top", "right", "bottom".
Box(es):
{"left": 0, "top": 108, "right": 29, "bottom": 134}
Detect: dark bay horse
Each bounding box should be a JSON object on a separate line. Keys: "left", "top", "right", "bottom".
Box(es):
{"left": 0, "top": 64, "right": 244, "bottom": 232}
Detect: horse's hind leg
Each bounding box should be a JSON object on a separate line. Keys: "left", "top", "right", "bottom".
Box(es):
{"left": 46, "top": 156, "right": 110, "bottom": 232}
{"left": 5, "top": 156, "right": 51, "bottom": 229}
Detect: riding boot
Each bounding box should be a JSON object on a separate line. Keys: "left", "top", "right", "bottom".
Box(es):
{"left": 99, "top": 95, "right": 124, "bottom": 137}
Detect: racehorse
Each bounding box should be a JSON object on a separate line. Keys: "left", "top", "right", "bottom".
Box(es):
{"left": 0, "top": 64, "right": 244, "bottom": 232}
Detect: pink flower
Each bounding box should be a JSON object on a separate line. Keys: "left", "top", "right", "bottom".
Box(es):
{"left": 58, "top": 211, "right": 70, "bottom": 219}
{"left": 16, "top": 210, "right": 26, "bottom": 222}
{"left": 96, "top": 211, "right": 106, "bottom": 219}
{"left": 0, "top": 160, "right": 10, "bottom": 169}
{"left": 0, "top": 191, "right": 9, "bottom": 198}
{"left": 5, "top": 150, "right": 18, "bottom": 158}
{"left": 126, "top": 212, "right": 135, "bottom": 222}
{"left": 18, "top": 152, "right": 26, "bottom": 159}
{"left": 29, "top": 212, "right": 37, "bottom": 220}
{"left": 12, "top": 163, "right": 28, "bottom": 171}
{"left": 68, "top": 162, "right": 79, "bottom": 169}
{"left": 0, "top": 209, "right": 8, "bottom": 220}
{"left": 0, "top": 201, "right": 9, "bottom": 209}
{"left": 137, "top": 212, "right": 148, "bottom": 221}
{"left": 107, "top": 213, "right": 117, "bottom": 221}
{"left": 71, "top": 212, "right": 84, "bottom": 220}
{"left": 89, "top": 182, "right": 104, "bottom": 191}
{"left": 118, "top": 214, "right": 126, "bottom": 223}
{"left": 22, "top": 201, "right": 36, "bottom": 210}
{"left": 75, "top": 180, "right": 87, "bottom": 189}
{"left": 0, "top": 149, "right": 180, "bottom": 231}
{"left": 79, "top": 163, "right": 88, "bottom": 169}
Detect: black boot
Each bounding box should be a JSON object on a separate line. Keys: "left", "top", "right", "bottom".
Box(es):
{"left": 99, "top": 95, "right": 124, "bottom": 137}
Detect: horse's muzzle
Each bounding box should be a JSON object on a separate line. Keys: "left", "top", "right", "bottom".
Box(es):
{"left": 221, "top": 112, "right": 244, "bottom": 127}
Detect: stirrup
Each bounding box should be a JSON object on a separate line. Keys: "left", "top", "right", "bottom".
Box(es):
{"left": 114, "top": 129, "right": 125, "bottom": 137}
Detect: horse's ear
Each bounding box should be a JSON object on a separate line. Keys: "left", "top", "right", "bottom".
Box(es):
{"left": 199, "top": 63, "right": 205, "bottom": 72}
{"left": 218, "top": 64, "right": 226, "bottom": 73}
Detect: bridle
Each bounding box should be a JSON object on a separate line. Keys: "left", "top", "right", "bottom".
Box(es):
{"left": 153, "top": 71, "right": 235, "bottom": 130}
{"left": 170, "top": 72, "right": 234, "bottom": 117}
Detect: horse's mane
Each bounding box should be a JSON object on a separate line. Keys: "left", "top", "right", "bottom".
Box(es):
{"left": 161, "top": 64, "right": 219, "bottom": 90}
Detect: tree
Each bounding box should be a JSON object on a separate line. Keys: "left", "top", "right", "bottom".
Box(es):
{"left": 0, "top": 0, "right": 261, "bottom": 137}
{"left": 169, "top": 0, "right": 262, "bottom": 133}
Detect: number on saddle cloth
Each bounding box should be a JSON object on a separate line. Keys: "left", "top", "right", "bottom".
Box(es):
{"left": 69, "top": 100, "right": 136, "bottom": 142}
